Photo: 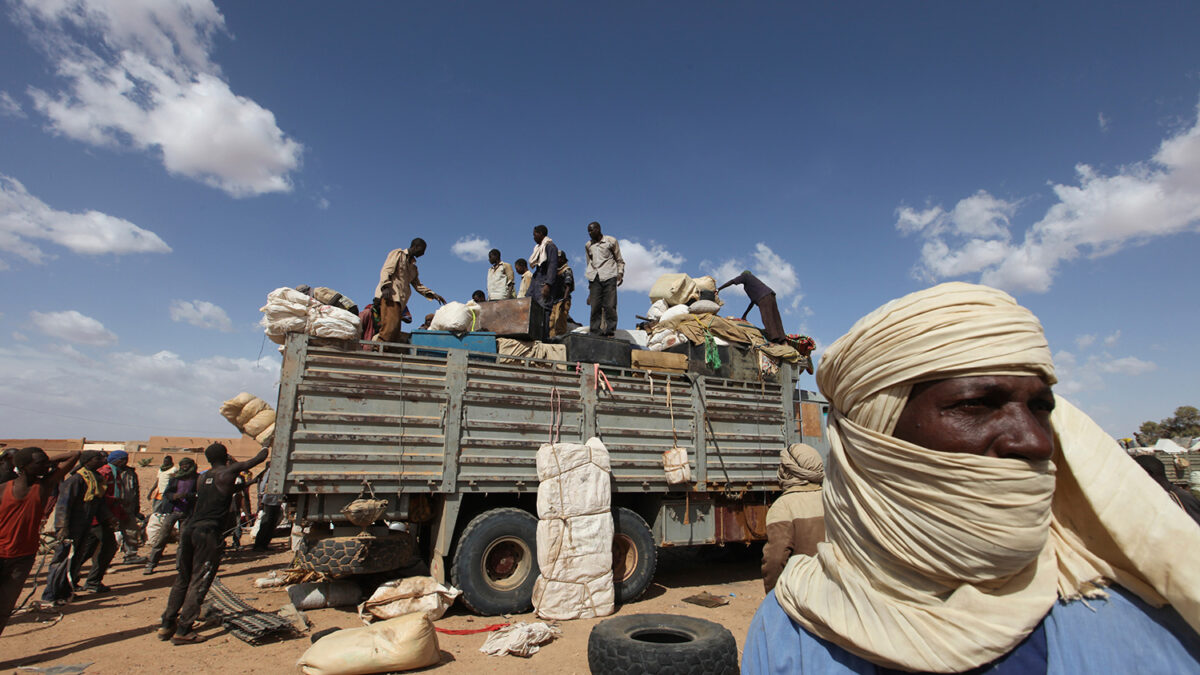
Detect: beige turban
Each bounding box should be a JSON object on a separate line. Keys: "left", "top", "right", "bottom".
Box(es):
{"left": 778, "top": 443, "right": 824, "bottom": 492}
{"left": 773, "top": 282, "right": 1200, "bottom": 673}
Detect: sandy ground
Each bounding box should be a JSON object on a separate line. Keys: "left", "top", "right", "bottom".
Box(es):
{"left": 1, "top": 466, "right": 767, "bottom": 674}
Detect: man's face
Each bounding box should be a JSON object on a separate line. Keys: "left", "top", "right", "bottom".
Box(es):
{"left": 515, "top": 261, "right": 527, "bottom": 274}
{"left": 85, "top": 454, "right": 105, "bottom": 470}
{"left": 25, "top": 452, "right": 51, "bottom": 479}
{"left": 410, "top": 242, "right": 426, "bottom": 258}
{"left": 114, "top": 456, "right": 128, "bottom": 468}
{"left": 588, "top": 223, "right": 601, "bottom": 241}
{"left": 892, "top": 375, "right": 1055, "bottom": 462}
{"left": 532, "top": 228, "right": 544, "bottom": 244}
{"left": 489, "top": 251, "right": 500, "bottom": 265}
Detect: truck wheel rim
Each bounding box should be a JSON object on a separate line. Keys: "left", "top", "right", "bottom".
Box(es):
{"left": 482, "top": 537, "right": 530, "bottom": 591}
{"left": 612, "top": 533, "right": 638, "bottom": 583}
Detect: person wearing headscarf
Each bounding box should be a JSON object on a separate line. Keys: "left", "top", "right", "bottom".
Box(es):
{"left": 761, "top": 443, "right": 826, "bottom": 593}
{"left": 743, "top": 282, "right": 1200, "bottom": 673}
{"left": 97, "top": 450, "right": 144, "bottom": 564}
{"left": 151, "top": 455, "right": 176, "bottom": 509}
{"left": 144, "top": 457, "right": 199, "bottom": 575}
{"left": 42, "top": 450, "right": 113, "bottom": 602}
{"left": 1132, "top": 454, "right": 1200, "bottom": 526}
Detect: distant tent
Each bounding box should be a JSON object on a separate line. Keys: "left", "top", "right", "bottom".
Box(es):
{"left": 1154, "top": 438, "right": 1188, "bottom": 454}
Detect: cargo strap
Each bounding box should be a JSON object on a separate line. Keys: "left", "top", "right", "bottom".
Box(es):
{"left": 549, "top": 387, "right": 562, "bottom": 444}
{"left": 436, "top": 622, "right": 510, "bottom": 635}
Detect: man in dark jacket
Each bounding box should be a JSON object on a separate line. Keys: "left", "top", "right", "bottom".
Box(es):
{"left": 42, "top": 451, "right": 113, "bottom": 602}
{"left": 718, "top": 270, "right": 786, "bottom": 343}
{"left": 144, "top": 458, "right": 199, "bottom": 574}
{"left": 527, "top": 225, "right": 559, "bottom": 340}
{"left": 98, "top": 450, "right": 144, "bottom": 564}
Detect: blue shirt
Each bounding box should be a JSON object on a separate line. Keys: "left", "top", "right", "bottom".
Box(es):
{"left": 743, "top": 587, "right": 1200, "bottom": 674}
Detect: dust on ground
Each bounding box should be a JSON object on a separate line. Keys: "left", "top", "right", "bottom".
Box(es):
{"left": 1, "top": 466, "right": 767, "bottom": 674}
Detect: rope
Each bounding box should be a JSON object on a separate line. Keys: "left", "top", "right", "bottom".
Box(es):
{"left": 549, "top": 387, "right": 562, "bottom": 445}
{"left": 667, "top": 378, "right": 678, "bottom": 448}
{"left": 436, "top": 622, "right": 510, "bottom": 635}
{"left": 593, "top": 364, "right": 614, "bottom": 396}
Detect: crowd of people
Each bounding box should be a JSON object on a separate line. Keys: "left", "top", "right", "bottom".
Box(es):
{"left": 0, "top": 442, "right": 270, "bottom": 644}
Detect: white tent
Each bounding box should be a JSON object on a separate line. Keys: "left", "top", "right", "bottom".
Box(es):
{"left": 1153, "top": 438, "right": 1188, "bottom": 454}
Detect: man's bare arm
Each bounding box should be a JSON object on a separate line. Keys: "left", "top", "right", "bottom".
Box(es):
{"left": 228, "top": 448, "right": 269, "bottom": 478}
{"left": 46, "top": 451, "right": 80, "bottom": 485}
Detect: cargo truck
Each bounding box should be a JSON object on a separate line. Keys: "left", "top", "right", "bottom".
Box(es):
{"left": 267, "top": 332, "right": 828, "bottom": 615}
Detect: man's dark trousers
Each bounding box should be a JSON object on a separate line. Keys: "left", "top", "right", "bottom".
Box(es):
{"left": 162, "top": 525, "right": 225, "bottom": 634}
{"left": 79, "top": 523, "right": 117, "bottom": 588}
{"left": 589, "top": 277, "right": 618, "bottom": 336}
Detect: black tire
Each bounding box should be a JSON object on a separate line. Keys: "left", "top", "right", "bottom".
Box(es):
{"left": 612, "top": 507, "right": 656, "bottom": 605}
{"left": 451, "top": 508, "right": 540, "bottom": 616}
{"left": 293, "top": 533, "right": 415, "bottom": 577}
{"left": 588, "top": 613, "right": 739, "bottom": 675}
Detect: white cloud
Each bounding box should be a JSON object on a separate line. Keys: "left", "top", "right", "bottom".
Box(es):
{"left": 1103, "top": 330, "right": 1121, "bottom": 347}
{"left": 1052, "top": 349, "right": 1156, "bottom": 396}
{"left": 12, "top": 332, "right": 28, "bottom": 342}
{"left": 29, "top": 309, "right": 117, "bottom": 346}
{"left": 897, "top": 98, "right": 1200, "bottom": 292}
{"left": 0, "top": 91, "right": 24, "bottom": 118}
{"left": 618, "top": 239, "right": 685, "bottom": 292}
{"left": 317, "top": 197, "right": 330, "bottom": 210}
{"left": 1098, "top": 112, "right": 1110, "bottom": 133}
{"left": 169, "top": 299, "right": 233, "bottom": 332}
{"left": 0, "top": 174, "right": 171, "bottom": 264}
{"left": 1074, "top": 334, "right": 1096, "bottom": 350}
{"left": 451, "top": 236, "right": 491, "bottom": 263}
{"left": 0, "top": 342, "right": 280, "bottom": 437}
{"left": 13, "top": 0, "right": 303, "bottom": 197}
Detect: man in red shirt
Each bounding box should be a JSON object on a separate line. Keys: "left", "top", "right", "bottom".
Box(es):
{"left": 0, "top": 447, "right": 79, "bottom": 635}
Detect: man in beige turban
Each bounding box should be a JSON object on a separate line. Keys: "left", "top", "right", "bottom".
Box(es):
{"left": 761, "top": 443, "right": 825, "bottom": 593}
{"left": 743, "top": 282, "right": 1200, "bottom": 674}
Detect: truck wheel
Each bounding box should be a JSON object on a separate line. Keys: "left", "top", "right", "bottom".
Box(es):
{"left": 451, "top": 508, "right": 540, "bottom": 616}
{"left": 587, "top": 613, "right": 738, "bottom": 675}
{"left": 612, "top": 507, "right": 656, "bottom": 605}
{"left": 293, "top": 533, "right": 415, "bottom": 577}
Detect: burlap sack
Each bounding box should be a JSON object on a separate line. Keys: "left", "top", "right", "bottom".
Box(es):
{"left": 236, "top": 397, "right": 269, "bottom": 427}
{"left": 220, "top": 392, "right": 255, "bottom": 425}
{"left": 296, "top": 612, "right": 439, "bottom": 675}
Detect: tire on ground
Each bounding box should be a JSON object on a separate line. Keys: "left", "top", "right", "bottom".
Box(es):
{"left": 612, "top": 506, "right": 656, "bottom": 605}
{"left": 451, "top": 507, "right": 540, "bottom": 616}
{"left": 293, "top": 533, "right": 414, "bottom": 577}
{"left": 587, "top": 613, "right": 739, "bottom": 675}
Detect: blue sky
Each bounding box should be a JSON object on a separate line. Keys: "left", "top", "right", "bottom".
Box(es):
{"left": 1, "top": 1, "right": 1197, "bottom": 440}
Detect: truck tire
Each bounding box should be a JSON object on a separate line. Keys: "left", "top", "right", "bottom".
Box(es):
{"left": 612, "top": 507, "right": 656, "bottom": 605}
{"left": 293, "top": 533, "right": 415, "bottom": 577}
{"left": 451, "top": 508, "right": 540, "bottom": 616}
{"left": 587, "top": 613, "right": 739, "bottom": 675}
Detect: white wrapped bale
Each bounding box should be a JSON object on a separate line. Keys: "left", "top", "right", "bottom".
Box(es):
{"left": 260, "top": 287, "right": 360, "bottom": 344}
{"left": 429, "top": 301, "right": 476, "bottom": 332}
{"left": 535, "top": 438, "right": 611, "bottom": 519}
{"left": 535, "top": 513, "right": 613, "bottom": 584}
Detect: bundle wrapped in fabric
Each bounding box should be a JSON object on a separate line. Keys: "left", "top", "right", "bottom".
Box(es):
{"left": 296, "top": 285, "right": 359, "bottom": 316}
{"left": 260, "top": 287, "right": 360, "bottom": 344}
{"left": 220, "top": 392, "right": 276, "bottom": 444}
{"left": 532, "top": 437, "right": 615, "bottom": 621}
{"left": 358, "top": 576, "right": 461, "bottom": 623}
{"left": 648, "top": 273, "right": 699, "bottom": 306}
{"left": 429, "top": 301, "right": 478, "bottom": 333}
{"left": 296, "top": 612, "right": 440, "bottom": 675}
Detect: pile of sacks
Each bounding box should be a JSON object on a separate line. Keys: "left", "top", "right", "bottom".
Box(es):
{"left": 532, "top": 437, "right": 615, "bottom": 620}
{"left": 644, "top": 274, "right": 731, "bottom": 352}
{"left": 260, "top": 287, "right": 361, "bottom": 344}
{"left": 220, "top": 392, "right": 276, "bottom": 445}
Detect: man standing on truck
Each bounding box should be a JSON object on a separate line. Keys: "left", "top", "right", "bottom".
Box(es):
{"left": 718, "top": 270, "right": 786, "bottom": 344}
{"left": 160, "top": 443, "right": 267, "bottom": 644}
{"left": 549, "top": 250, "right": 575, "bottom": 338}
{"left": 585, "top": 221, "right": 624, "bottom": 337}
{"left": 486, "top": 248, "right": 515, "bottom": 300}
{"left": 528, "top": 225, "right": 559, "bottom": 340}
{"left": 514, "top": 258, "right": 532, "bottom": 299}
{"left": 374, "top": 238, "right": 447, "bottom": 343}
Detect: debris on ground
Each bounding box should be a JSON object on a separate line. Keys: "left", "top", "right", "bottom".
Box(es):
{"left": 479, "top": 621, "right": 562, "bottom": 657}
{"left": 204, "top": 578, "right": 302, "bottom": 645}
{"left": 254, "top": 571, "right": 286, "bottom": 588}
{"left": 17, "top": 664, "right": 93, "bottom": 674}
{"left": 682, "top": 591, "right": 730, "bottom": 608}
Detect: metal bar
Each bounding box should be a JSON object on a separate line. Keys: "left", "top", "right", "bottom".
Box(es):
{"left": 440, "top": 351, "right": 467, "bottom": 492}
{"left": 692, "top": 373, "right": 707, "bottom": 485}
{"left": 267, "top": 332, "right": 308, "bottom": 495}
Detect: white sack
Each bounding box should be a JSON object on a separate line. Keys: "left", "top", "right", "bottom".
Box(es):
{"left": 657, "top": 304, "right": 690, "bottom": 328}
{"left": 646, "top": 299, "right": 669, "bottom": 321}
{"left": 297, "top": 612, "right": 440, "bottom": 675}
{"left": 647, "top": 329, "right": 687, "bottom": 352}
{"left": 614, "top": 329, "right": 648, "bottom": 348}
{"left": 536, "top": 438, "right": 612, "bottom": 519}
{"left": 480, "top": 622, "right": 562, "bottom": 658}
{"left": 261, "top": 287, "right": 360, "bottom": 344}
{"left": 531, "top": 571, "right": 615, "bottom": 621}
{"left": 662, "top": 447, "right": 693, "bottom": 485}
{"left": 430, "top": 302, "right": 476, "bottom": 332}
{"left": 359, "top": 576, "right": 461, "bottom": 623}
{"left": 287, "top": 581, "right": 362, "bottom": 610}
{"left": 535, "top": 513, "right": 613, "bottom": 584}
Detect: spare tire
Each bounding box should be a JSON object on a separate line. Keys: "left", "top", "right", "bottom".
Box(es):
{"left": 588, "top": 613, "right": 739, "bottom": 675}
{"left": 293, "top": 533, "right": 415, "bottom": 577}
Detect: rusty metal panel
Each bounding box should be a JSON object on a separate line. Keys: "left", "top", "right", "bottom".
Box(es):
{"left": 653, "top": 497, "right": 715, "bottom": 546}
{"left": 699, "top": 378, "right": 787, "bottom": 491}
{"left": 714, "top": 501, "right": 770, "bottom": 543}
